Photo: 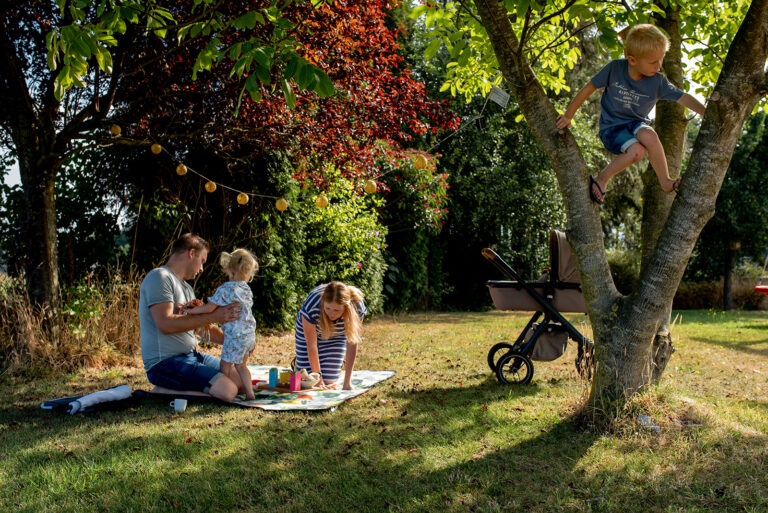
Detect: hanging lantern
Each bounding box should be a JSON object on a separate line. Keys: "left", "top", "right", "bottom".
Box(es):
{"left": 110, "top": 124, "right": 121, "bottom": 136}
{"left": 151, "top": 143, "right": 162, "bottom": 154}
{"left": 237, "top": 193, "right": 249, "bottom": 205}
{"left": 414, "top": 155, "right": 428, "bottom": 170}
{"left": 315, "top": 194, "right": 329, "bottom": 208}
{"left": 363, "top": 180, "right": 377, "bottom": 194}
{"left": 275, "top": 198, "right": 288, "bottom": 211}
{"left": 176, "top": 164, "right": 187, "bottom": 176}
{"left": 205, "top": 181, "right": 217, "bottom": 193}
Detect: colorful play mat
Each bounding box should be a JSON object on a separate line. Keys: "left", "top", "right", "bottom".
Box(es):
{"left": 232, "top": 365, "right": 396, "bottom": 411}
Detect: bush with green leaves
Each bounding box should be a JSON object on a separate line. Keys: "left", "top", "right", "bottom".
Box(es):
{"left": 300, "top": 167, "right": 387, "bottom": 314}
{"left": 606, "top": 248, "right": 641, "bottom": 296}
{"left": 379, "top": 153, "right": 451, "bottom": 311}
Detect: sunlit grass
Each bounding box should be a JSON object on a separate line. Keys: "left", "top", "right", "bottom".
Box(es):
{"left": 1, "top": 310, "right": 767, "bottom": 512}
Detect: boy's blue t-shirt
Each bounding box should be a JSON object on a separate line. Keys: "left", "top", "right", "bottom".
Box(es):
{"left": 591, "top": 59, "right": 683, "bottom": 131}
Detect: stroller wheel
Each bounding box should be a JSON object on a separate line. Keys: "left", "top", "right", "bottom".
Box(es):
{"left": 496, "top": 353, "right": 534, "bottom": 385}
{"left": 487, "top": 342, "right": 515, "bottom": 373}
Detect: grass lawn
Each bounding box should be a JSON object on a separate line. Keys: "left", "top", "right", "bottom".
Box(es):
{"left": 1, "top": 310, "right": 767, "bottom": 512}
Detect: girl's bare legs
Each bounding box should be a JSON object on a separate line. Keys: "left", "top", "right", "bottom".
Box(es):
{"left": 219, "top": 361, "right": 248, "bottom": 400}
{"left": 636, "top": 127, "right": 677, "bottom": 192}
{"left": 234, "top": 363, "right": 255, "bottom": 400}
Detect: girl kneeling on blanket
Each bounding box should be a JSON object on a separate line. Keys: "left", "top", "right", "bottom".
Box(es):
{"left": 295, "top": 281, "right": 366, "bottom": 390}
{"left": 185, "top": 249, "right": 258, "bottom": 400}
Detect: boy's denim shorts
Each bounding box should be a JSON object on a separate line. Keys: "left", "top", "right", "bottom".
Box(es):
{"left": 599, "top": 120, "right": 651, "bottom": 155}
{"left": 147, "top": 351, "right": 224, "bottom": 393}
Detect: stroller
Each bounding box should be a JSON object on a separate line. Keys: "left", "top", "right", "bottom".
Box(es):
{"left": 482, "top": 230, "right": 594, "bottom": 385}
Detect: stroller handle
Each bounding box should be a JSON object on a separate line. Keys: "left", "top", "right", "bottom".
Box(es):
{"left": 482, "top": 247, "right": 524, "bottom": 282}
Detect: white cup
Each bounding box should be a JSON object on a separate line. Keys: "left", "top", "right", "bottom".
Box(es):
{"left": 170, "top": 398, "right": 187, "bottom": 412}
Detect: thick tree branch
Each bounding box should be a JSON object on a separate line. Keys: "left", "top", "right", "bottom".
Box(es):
{"left": 633, "top": 0, "right": 768, "bottom": 324}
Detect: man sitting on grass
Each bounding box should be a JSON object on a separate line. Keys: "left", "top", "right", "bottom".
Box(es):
{"left": 138, "top": 233, "right": 245, "bottom": 402}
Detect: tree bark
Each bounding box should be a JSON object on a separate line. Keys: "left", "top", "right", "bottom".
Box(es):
{"left": 17, "top": 141, "right": 61, "bottom": 319}
{"left": 645, "top": 2, "right": 689, "bottom": 382}
{"left": 474, "top": 0, "right": 768, "bottom": 413}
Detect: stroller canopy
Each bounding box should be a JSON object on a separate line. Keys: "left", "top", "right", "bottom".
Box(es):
{"left": 550, "top": 230, "right": 580, "bottom": 284}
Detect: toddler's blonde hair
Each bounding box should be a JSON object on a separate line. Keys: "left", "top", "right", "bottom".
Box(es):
{"left": 318, "top": 281, "right": 365, "bottom": 345}
{"left": 219, "top": 248, "right": 258, "bottom": 282}
{"left": 619, "top": 24, "right": 669, "bottom": 58}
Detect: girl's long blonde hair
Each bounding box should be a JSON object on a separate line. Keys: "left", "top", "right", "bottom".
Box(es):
{"left": 219, "top": 248, "right": 258, "bottom": 282}
{"left": 318, "top": 281, "right": 365, "bottom": 344}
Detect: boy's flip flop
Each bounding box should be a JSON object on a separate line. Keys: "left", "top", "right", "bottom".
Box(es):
{"left": 672, "top": 177, "right": 682, "bottom": 194}
{"left": 589, "top": 175, "right": 605, "bottom": 205}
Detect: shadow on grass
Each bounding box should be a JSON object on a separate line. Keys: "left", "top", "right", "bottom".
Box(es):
{"left": 690, "top": 336, "right": 768, "bottom": 358}
{"left": 3, "top": 376, "right": 768, "bottom": 512}
{"left": 740, "top": 323, "right": 768, "bottom": 331}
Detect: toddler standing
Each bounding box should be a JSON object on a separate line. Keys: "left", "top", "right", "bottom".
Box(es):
{"left": 185, "top": 248, "right": 258, "bottom": 400}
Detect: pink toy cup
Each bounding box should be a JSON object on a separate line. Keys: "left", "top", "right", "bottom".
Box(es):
{"left": 289, "top": 372, "right": 301, "bottom": 391}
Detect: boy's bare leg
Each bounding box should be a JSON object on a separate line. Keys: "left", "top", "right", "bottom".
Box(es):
{"left": 636, "top": 128, "right": 676, "bottom": 192}
{"left": 594, "top": 142, "right": 647, "bottom": 199}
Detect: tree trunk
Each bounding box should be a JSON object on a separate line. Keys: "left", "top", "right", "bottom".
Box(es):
{"left": 16, "top": 135, "right": 61, "bottom": 324}
{"left": 645, "top": 2, "right": 689, "bottom": 382}
{"left": 474, "top": 0, "right": 768, "bottom": 414}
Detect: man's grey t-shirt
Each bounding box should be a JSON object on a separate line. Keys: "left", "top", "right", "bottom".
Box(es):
{"left": 139, "top": 266, "right": 197, "bottom": 372}
{"left": 591, "top": 59, "right": 683, "bottom": 131}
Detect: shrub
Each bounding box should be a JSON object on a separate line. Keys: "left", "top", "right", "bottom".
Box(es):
{"left": 607, "top": 249, "right": 641, "bottom": 295}
{"left": 674, "top": 278, "right": 767, "bottom": 310}
{"left": 300, "top": 168, "right": 387, "bottom": 314}
{"left": 0, "top": 272, "right": 141, "bottom": 374}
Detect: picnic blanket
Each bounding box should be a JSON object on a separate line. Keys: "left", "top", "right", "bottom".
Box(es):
{"left": 234, "top": 365, "right": 396, "bottom": 411}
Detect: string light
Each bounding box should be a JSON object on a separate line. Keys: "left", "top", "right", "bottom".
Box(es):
{"left": 110, "top": 87, "right": 494, "bottom": 211}
{"left": 120, "top": 132, "right": 396, "bottom": 212}
{"left": 363, "top": 179, "right": 377, "bottom": 194}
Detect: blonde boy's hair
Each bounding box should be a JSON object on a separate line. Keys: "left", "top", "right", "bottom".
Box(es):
{"left": 318, "top": 281, "right": 365, "bottom": 345}
{"left": 219, "top": 248, "right": 258, "bottom": 282}
{"left": 619, "top": 24, "right": 669, "bottom": 58}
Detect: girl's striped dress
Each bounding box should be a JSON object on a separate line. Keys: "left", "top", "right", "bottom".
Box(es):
{"left": 294, "top": 284, "right": 366, "bottom": 383}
